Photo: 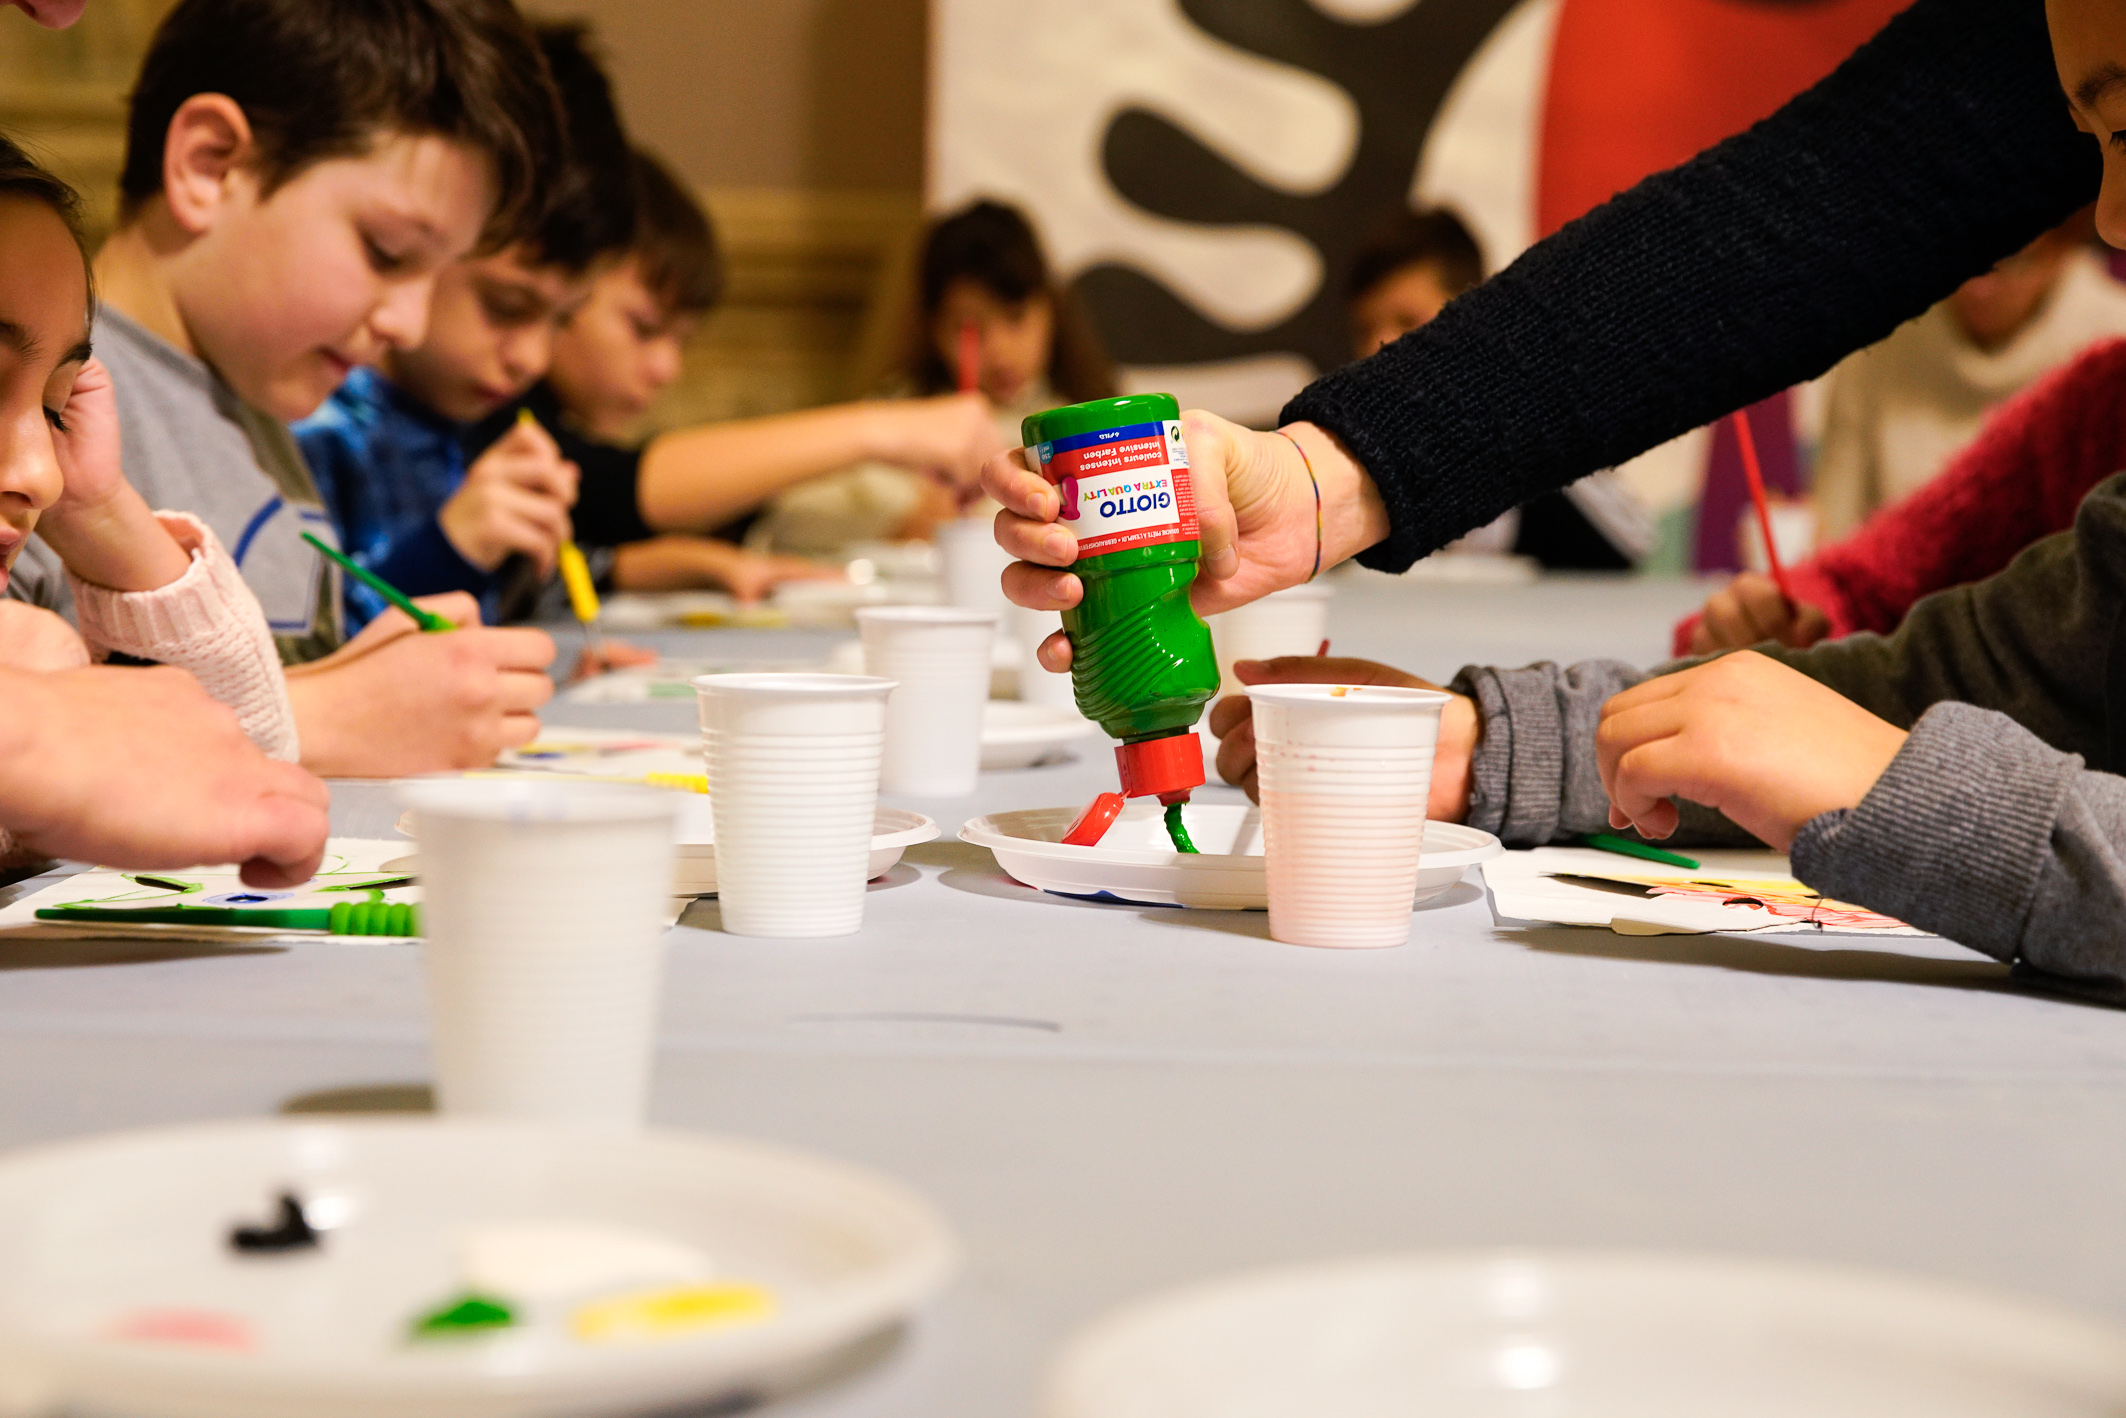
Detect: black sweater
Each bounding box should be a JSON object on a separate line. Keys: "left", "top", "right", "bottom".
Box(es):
{"left": 1284, "top": 0, "right": 2101, "bottom": 571}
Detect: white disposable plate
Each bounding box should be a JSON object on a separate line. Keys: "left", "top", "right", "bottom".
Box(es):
{"left": 959, "top": 801, "right": 1499, "bottom": 909}
{"left": 1043, "top": 1250, "right": 2126, "bottom": 1418}
{"left": 980, "top": 702, "right": 1099, "bottom": 770}
{"left": 0, "top": 1118, "right": 955, "bottom": 1418}
{"left": 391, "top": 803, "right": 938, "bottom": 897}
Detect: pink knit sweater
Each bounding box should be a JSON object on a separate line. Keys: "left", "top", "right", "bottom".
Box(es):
{"left": 1, "top": 513, "right": 299, "bottom": 868}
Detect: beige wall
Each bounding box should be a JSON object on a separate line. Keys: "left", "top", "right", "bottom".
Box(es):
{"left": 531, "top": 0, "right": 927, "bottom": 193}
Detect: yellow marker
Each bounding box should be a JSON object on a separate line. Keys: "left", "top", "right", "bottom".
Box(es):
{"left": 572, "top": 1282, "right": 776, "bottom": 1345}
{"left": 520, "top": 407, "right": 608, "bottom": 661}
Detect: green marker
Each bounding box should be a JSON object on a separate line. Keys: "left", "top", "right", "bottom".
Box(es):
{"left": 299, "top": 532, "right": 454, "bottom": 632}
{"left": 1579, "top": 833, "right": 1699, "bottom": 870}
{"left": 36, "top": 902, "right": 419, "bottom": 935}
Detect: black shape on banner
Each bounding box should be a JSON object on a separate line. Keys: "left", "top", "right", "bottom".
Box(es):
{"left": 1080, "top": 0, "right": 1523, "bottom": 382}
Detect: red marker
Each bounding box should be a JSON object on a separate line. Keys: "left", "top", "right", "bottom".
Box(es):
{"left": 1730, "top": 408, "right": 1795, "bottom": 603}
{"left": 957, "top": 321, "right": 980, "bottom": 396}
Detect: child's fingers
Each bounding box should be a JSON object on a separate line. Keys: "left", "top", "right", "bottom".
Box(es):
{"left": 1593, "top": 695, "right": 1689, "bottom": 806}
{"left": 980, "top": 447, "right": 1055, "bottom": 520}
{"left": 1213, "top": 711, "right": 1256, "bottom": 780}
{"left": 411, "top": 591, "right": 483, "bottom": 628}
{"left": 1231, "top": 655, "right": 1425, "bottom": 689}
{"left": 1207, "top": 691, "right": 1253, "bottom": 738}
{"left": 1001, "top": 558, "right": 1082, "bottom": 612}
{"left": 1179, "top": 417, "right": 1240, "bottom": 584}
{"left": 495, "top": 710, "right": 544, "bottom": 751}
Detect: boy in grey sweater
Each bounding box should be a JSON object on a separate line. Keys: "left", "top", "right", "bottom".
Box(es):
{"left": 1213, "top": 473, "right": 2126, "bottom": 990}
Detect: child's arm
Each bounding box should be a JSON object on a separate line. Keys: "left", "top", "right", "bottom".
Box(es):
{"left": 608, "top": 536, "right": 839, "bottom": 604}
{"left": 634, "top": 393, "right": 1002, "bottom": 534}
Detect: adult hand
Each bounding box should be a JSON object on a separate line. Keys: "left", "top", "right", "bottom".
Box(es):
{"left": 870, "top": 392, "right": 1008, "bottom": 504}
{"left": 0, "top": 601, "right": 87, "bottom": 671}
{"left": 986, "top": 414, "right": 1388, "bottom": 672}
{"left": 284, "top": 592, "right": 556, "bottom": 776}
{"left": 438, "top": 419, "right": 578, "bottom": 575}
{"left": 1686, "top": 571, "right": 1831, "bottom": 654}
{"left": 1596, "top": 650, "right": 1906, "bottom": 849}
{"left": 0, "top": 665, "right": 329, "bottom": 887}
{"left": 1207, "top": 655, "right": 1480, "bottom": 820}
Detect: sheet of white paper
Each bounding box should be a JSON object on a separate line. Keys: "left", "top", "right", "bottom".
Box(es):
{"left": 1480, "top": 846, "right": 1935, "bottom": 937}
{"left": 0, "top": 838, "right": 420, "bottom": 944}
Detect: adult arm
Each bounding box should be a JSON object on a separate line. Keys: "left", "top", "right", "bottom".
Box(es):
{"left": 1284, "top": 0, "right": 2099, "bottom": 571}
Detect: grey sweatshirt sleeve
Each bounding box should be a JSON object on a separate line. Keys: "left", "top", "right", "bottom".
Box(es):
{"left": 1450, "top": 659, "right": 1761, "bottom": 849}
{"left": 1792, "top": 701, "right": 2126, "bottom": 984}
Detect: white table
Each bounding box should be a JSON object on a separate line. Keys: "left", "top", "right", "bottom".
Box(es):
{"left": 6, "top": 568, "right": 2125, "bottom": 1416}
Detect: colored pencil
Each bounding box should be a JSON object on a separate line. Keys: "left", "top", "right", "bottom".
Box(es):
{"left": 299, "top": 533, "right": 454, "bottom": 632}
{"left": 1579, "top": 832, "right": 1700, "bottom": 870}
{"left": 1729, "top": 408, "right": 1795, "bottom": 602}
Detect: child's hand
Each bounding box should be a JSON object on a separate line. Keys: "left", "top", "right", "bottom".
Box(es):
{"left": 567, "top": 638, "right": 659, "bottom": 683}
{"left": 439, "top": 419, "right": 579, "bottom": 575}
{"left": 284, "top": 591, "right": 558, "bottom": 776}
{"left": 1207, "top": 655, "right": 1480, "bottom": 820}
{"left": 986, "top": 415, "right": 1387, "bottom": 672}
{"left": 0, "top": 664, "right": 330, "bottom": 888}
{"left": 35, "top": 358, "right": 192, "bottom": 592}
{"left": 1597, "top": 651, "right": 1907, "bottom": 849}
{"left": 0, "top": 602, "right": 87, "bottom": 671}
{"left": 1687, "top": 572, "right": 1832, "bottom": 654}
{"left": 872, "top": 393, "right": 1007, "bottom": 505}
{"left": 714, "top": 549, "right": 841, "bottom": 606}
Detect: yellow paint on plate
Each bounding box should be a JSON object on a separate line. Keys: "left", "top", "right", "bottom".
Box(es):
{"left": 572, "top": 1282, "right": 776, "bottom": 1343}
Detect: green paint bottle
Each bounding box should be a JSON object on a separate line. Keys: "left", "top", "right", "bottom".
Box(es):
{"left": 1023, "top": 394, "right": 1218, "bottom": 810}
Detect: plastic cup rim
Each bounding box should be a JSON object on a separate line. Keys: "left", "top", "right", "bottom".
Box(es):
{"left": 398, "top": 775, "right": 681, "bottom": 824}
{"left": 1244, "top": 683, "right": 1452, "bottom": 708}
{"left": 693, "top": 672, "right": 898, "bottom": 698}
{"left": 857, "top": 606, "right": 1002, "bottom": 628}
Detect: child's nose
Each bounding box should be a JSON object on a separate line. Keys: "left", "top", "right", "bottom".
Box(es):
{"left": 0, "top": 402, "right": 63, "bottom": 515}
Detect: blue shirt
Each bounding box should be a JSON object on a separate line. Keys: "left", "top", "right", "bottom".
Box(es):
{"left": 293, "top": 368, "right": 492, "bottom": 631}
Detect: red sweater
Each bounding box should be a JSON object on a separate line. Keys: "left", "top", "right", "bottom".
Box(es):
{"left": 1672, "top": 337, "right": 2126, "bottom": 657}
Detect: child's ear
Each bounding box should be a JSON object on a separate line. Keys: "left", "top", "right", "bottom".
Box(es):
{"left": 161, "top": 94, "right": 256, "bottom": 236}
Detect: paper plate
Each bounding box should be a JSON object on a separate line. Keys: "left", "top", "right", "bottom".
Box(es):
{"left": 1043, "top": 1250, "right": 2126, "bottom": 1418}
{"left": 959, "top": 801, "right": 1499, "bottom": 909}
{"left": 0, "top": 1117, "right": 955, "bottom": 1418}
{"left": 391, "top": 803, "right": 938, "bottom": 897}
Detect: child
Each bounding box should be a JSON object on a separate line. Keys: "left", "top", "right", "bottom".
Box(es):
{"left": 1677, "top": 336, "right": 2126, "bottom": 654}
{"left": 1346, "top": 207, "right": 1644, "bottom": 570}
{"left": 312, "top": 23, "right": 995, "bottom": 629}
{"left": 465, "top": 147, "right": 836, "bottom": 605}
{"left": 754, "top": 199, "right": 1111, "bottom": 554}
{"left": 0, "top": 132, "right": 326, "bottom": 885}
{"left": 7, "top": 0, "right": 562, "bottom": 777}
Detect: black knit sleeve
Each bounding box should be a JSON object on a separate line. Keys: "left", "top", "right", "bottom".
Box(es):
{"left": 1283, "top": 0, "right": 2099, "bottom": 571}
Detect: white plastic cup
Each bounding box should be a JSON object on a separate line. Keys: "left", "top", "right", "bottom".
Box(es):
{"left": 1245, "top": 683, "right": 1449, "bottom": 949}
{"left": 400, "top": 778, "right": 680, "bottom": 1129}
{"left": 696, "top": 673, "right": 895, "bottom": 937}
{"left": 936, "top": 516, "right": 1015, "bottom": 614}
{"left": 857, "top": 606, "right": 999, "bottom": 795}
{"left": 1208, "top": 583, "right": 1334, "bottom": 724}
{"left": 1009, "top": 603, "right": 1080, "bottom": 713}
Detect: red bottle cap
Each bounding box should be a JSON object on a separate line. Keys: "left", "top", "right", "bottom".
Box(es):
{"left": 1115, "top": 732, "right": 1204, "bottom": 806}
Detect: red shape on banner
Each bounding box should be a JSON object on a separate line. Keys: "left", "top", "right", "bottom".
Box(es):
{"left": 1537, "top": 0, "right": 1910, "bottom": 238}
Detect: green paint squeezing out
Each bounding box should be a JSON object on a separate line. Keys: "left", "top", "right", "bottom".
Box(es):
{"left": 1164, "top": 802, "right": 1199, "bottom": 854}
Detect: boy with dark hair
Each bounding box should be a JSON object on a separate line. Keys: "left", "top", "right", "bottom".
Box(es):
{"left": 298, "top": 19, "right": 634, "bottom": 629}
{"left": 480, "top": 148, "right": 832, "bottom": 606}
{"left": 10, "top": 0, "right": 562, "bottom": 777}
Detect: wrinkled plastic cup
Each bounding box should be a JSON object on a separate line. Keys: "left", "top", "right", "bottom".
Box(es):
{"left": 696, "top": 673, "right": 895, "bottom": 937}
{"left": 1009, "top": 603, "right": 1080, "bottom": 712}
{"left": 1245, "top": 683, "right": 1448, "bottom": 948}
{"left": 401, "top": 778, "right": 680, "bottom": 1128}
{"left": 858, "top": 606, "right": 998, "bottom": 795}
{"left": 1209, "top": 583, "right": 1334, "bottom": 723}
{"left": 936, "top": 517, "right": 1015, "bottom": 614}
